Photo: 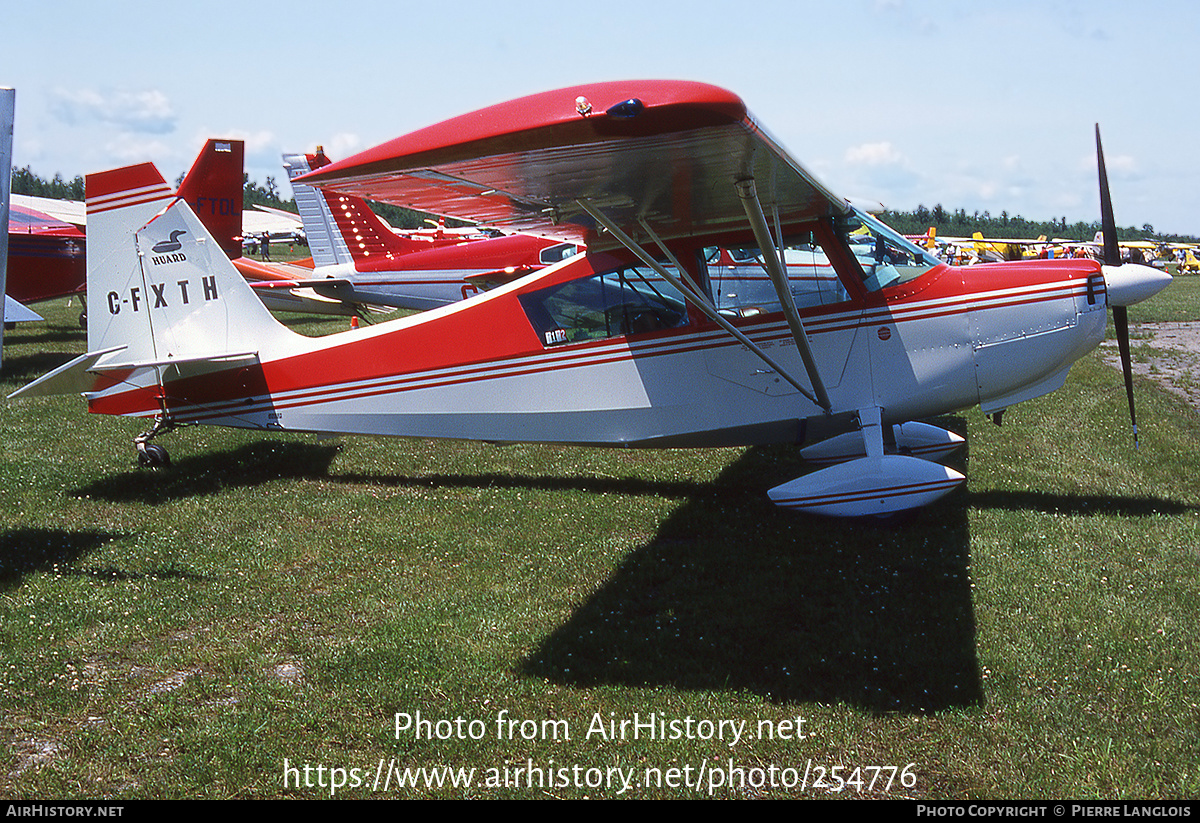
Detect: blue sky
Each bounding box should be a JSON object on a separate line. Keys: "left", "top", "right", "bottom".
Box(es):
{"left": 5, "top": 0, "right": 1198, "bottom": 234}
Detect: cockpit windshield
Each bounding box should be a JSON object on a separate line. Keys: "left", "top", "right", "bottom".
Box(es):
{"left": 839, "top": 208, "right": 942, "bottom": 292}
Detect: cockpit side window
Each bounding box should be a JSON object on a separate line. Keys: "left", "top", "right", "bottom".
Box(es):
{"left": 696, "top": 210, "right": 942, "bottom": 316}
{"left": 519, "top": 264, "right": 690, "bottom": 347}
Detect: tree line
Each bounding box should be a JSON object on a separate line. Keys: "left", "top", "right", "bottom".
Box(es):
{"left": 10, "top": 166, "right": 85, "bottom": 202}
{"left": 9, "top": 164, "right": 291, "bottom": 212}
{"left": 881, "top": 204, "right": 1197, "bottom": 244}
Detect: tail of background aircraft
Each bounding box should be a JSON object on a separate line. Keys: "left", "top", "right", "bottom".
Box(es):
{"left": 176, "top": 139, "right": 245, "bottom": 260}
{"left": 283, "top": 147, "right": 465, "bottom": 269}
{"left": 283, "top": 150, "right": 351, "bottom": 268}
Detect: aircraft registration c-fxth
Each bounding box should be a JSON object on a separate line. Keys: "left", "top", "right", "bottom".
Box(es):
{"left": 11, "top": 81, "right": 1171, "bottom": 518}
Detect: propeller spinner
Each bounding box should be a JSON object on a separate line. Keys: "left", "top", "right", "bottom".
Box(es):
{"left": 1096, "top": 125, "right": 1172, "bottom": 448}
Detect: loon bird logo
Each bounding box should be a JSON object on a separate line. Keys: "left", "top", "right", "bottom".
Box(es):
{"left": 152, "top": 230, "right": 187, "bottom": 253}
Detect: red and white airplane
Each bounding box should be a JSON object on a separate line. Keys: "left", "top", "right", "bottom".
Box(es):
{"left": 283, "top": 147, "right": 488, "bottom": 259}
{"left": 5, "top": 202, "right": 87, "bottom": 306}
{"left": 11, "top": 81, "right": 1171, "bottom": 517}
{"left": 169, "top": 138, "right": 347, "bottom": 315}
{"left": 279, "top": 147, "right": 577, "bottom": 311}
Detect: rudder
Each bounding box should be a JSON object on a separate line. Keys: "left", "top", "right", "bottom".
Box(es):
{"left": 85, "top": 163, "right": 175, "bottom": 358}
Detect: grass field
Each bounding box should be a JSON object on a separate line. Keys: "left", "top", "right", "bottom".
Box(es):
{"left": 1, "top": 281, "right": 1198, "bottom": 799}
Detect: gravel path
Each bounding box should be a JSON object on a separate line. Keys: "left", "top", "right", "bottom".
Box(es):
{"left": 1100, "top": 322, "right": 1200, "bottom": 411}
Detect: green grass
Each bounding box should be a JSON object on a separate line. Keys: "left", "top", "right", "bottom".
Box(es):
{"left": 1, "top": 291, "right": 1198, "bottom": 799}
{"left": 1126, "top": 271, "right": 1200, "bottom": 324}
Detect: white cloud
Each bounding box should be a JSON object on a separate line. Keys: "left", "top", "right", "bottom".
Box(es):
{"left": 845, "top": 141, "right": 905, "bottom": 167}
{"left": 104, "top": 136, "right": 173, "bottom": 165}
{"left": 49, "top": 88, "right": 177, "bottom": 135}
{"left": 835, "top": 141, "right": 923, "bottom": 204}
{"left": 1106, "top": 154, "right": 1138, "bottom": 178}
{"left": 322, "top": 133, "right": 364, "bottom": 161}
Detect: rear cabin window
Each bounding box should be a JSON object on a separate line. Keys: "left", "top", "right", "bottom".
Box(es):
{"left": 519, "top": 265, "right": 690, "bottom": 347}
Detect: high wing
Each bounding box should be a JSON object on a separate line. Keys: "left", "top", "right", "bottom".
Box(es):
{"left": 297, "top": 80, "right": 850, "bottom": 251}
{"left": 11, "top": 194, "right": 86, "bottom": 228}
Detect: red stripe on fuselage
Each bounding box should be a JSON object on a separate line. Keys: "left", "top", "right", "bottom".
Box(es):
{"left": 87, "top": 257, "right": 1104, "bottom": 421}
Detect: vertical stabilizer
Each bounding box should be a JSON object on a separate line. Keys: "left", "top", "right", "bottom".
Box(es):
{"left": 85, "top": 162, "right": 295, "bottom": 365}
{"left": 177, "top": 139, "right": 245, "bottom": 260}
{"left": 85, "top": 164, "right": 176, "bottom": 358}
{"left": 283, "top": 150, "right": 353, "bottom": 268}
{"left": 285, "top": 147, "right": 451, "bottom": 268}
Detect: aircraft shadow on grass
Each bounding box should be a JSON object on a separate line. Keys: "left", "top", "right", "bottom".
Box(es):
{"left": 72, "top": 441, "right": 343, "bottom": 505}
{"left": 0, "top": 527, "right": 202, "bottom": 592}
{"left": 4, "top": 324, "right": 86, "bottom": 346}
{"left": 329, "top": 469, "right": 713, "bottom": 501}
{"left": 64, "top": 432, "right": 982, "bottom": 711}
{"left": 966, "top": 489, "right": 1195, "bottom": 518}
{"left": 513, "top": 440, "right": 1192, "bottom": 711}
{"left": 59, "top": 429, "right": 1190, "bottom": 712}
{"left": 0, "top": 528, "right": 212, "bottom": 592}
{"left": 519, "top": 441, "right": 983, "bottom": 714}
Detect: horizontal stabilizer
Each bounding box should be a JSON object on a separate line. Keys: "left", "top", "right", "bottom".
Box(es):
{"left": 8, "top": 346, "right": 127, "bottom": 399}
{"left": 4, "top": 296, "right": 43, "bottom": 324}
{"left": 248, "top": 280, "right": 362, "bottom": 316}
{"left": 309, "top": 279, "right": 426, "bottom": 309}
{"left": 250, "top": 278, "right": 421, "bottom": 311}
{"left": 463, "top": 264, "right": 538, "bottom": 291}
{"left": 8, "top": 346, "right": 261, "bottom": 400}
{"left": 94, "top": 350, "right": 259, "bottom": 374}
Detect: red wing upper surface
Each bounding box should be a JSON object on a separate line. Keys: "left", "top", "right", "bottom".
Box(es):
{"left": 298, "top": 81, "right": 849, "bottom": 251}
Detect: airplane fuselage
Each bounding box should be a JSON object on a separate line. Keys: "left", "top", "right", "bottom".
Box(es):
{"left": 84, "top": 241, "right": 1108, "bottom": 452}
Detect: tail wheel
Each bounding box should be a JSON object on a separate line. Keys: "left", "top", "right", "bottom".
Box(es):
{"left": 137, "top": 443, "right": 170, "bottom": 469}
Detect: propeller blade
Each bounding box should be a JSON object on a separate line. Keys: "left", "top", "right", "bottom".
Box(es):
{"left": 1096, "top": 124, "right": 1120, "bottom": 267}
{"left": 1113, "top": 305, "right": 1139, "bottom": 448}
{"left": 1097, "top": 124, "right": 1138, "bottom": 447}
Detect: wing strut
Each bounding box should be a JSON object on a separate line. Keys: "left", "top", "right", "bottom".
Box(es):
{"left": 735, "top": 179, "right": 832, "bottom": 413}
{"left": 574, "top": 198, "right": 824, "bottom": 408}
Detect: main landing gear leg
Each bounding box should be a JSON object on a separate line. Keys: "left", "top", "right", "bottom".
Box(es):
{"left": 135, "top": 416, "right": 176, "bottom": 468}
